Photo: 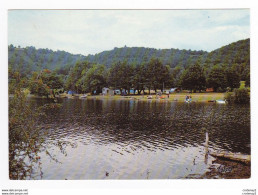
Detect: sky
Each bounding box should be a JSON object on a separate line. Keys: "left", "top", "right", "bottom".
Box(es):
{"left": 8, "top": 9, "right": 250, "bottom": 55}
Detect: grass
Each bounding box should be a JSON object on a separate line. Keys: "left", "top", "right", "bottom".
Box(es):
{"left": 79, "top": 92, "right": 225, "bottom": 102}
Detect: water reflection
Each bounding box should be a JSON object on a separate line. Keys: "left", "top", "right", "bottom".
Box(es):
{"left": 28, "top": 98, "right": 250, "bottom": 179}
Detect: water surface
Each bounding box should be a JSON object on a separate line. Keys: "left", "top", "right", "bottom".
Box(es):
{"left": 28, "top": 98, "right": 250, "bottom": 179}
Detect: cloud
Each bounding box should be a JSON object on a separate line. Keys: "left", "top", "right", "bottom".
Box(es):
{"left": 8, "top": 9, "right": 250, "bottom": 55}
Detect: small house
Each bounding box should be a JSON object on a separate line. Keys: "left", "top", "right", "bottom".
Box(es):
{"left": 102, "top": 88, "right": 115, "bottom": 96}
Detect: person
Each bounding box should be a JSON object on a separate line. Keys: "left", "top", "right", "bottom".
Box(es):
{"left": 166, "top": 91, "right": 169, "bottom": 98}
{"left": 189, "top": 95, "right": 192, "bottom": 102}
{"left": 185, "top": 95, "right": 189, "bottom": 101}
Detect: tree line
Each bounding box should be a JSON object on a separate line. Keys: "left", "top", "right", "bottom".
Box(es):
{"left": 65, "top": 58, "right": 249, "bottom": 95}
{"left": 9, "top": 38, "right": 249, "bottom": 77}
{"left": 8, "top": 38, "right": 250, "bottom": 96}
{"left": 9, "top": 58, "right": 249, "bottom": 98}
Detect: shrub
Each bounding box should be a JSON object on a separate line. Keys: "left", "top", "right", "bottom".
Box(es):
{"left": 217, "top": 87, "right": 225, "bottom": 92}
{"left": 226, "top": 87, "right": 232, "bottom": 92}
{"left": 234, "top": 88, "right": 250, "bottom": 104}
{"left": 9, "top": 72, "right": 68, "bottom": 179}
{"left": 224, "top": 92, "right": 234, "bottom": 103}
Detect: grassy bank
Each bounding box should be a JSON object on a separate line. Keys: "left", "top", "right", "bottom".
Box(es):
{"left": 70, "top": 93, "right": 225, "bottom": 102}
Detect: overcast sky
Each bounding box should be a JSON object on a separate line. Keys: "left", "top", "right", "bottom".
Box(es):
{"left": 8, "top": 9, "right": 249, "bottom": 55}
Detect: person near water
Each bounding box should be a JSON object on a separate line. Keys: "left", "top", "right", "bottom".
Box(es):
{"left": 185, "top": 95, "right": 189, "bottom": 101}
{"left": 166, "top": 90, "right": 169, "bottom": 98}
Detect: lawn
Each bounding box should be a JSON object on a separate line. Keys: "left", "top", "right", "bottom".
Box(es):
{"left": 83, "top": 92, "right": 225, "bottom": 102}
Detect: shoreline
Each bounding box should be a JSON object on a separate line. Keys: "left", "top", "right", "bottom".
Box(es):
{"left": 58, "top": 92, "right": 225, "bottom": 103}
{"left": 10, "top": 92, "right": 226, "bottom": 103}
{"left": 203, "top": 158, "right": 251, "bottom": 179}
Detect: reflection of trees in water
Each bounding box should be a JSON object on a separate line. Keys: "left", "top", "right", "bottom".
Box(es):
{"left": 39, "top": 99, "right": 250, "bottom": 154}
{"left": 9, "top": 93, "right": 73, "bottom": 179}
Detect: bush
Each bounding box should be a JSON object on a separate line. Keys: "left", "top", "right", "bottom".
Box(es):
{"left": 224, "top": 92, "right": 234, "bottom": 102}
{"left": 9, "top": 72, "right": 68, "bottom": 179}
{"left": 234, "top": 88, "right": 250, "bottom": 104}
{"left": 217, "top": 87, "right": 225, "bottom": 92}
{"left": 226, "top": 87, "right": 232, "bottom": 92}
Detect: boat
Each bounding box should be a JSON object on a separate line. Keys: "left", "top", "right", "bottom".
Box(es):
{"left": 80, "top": 94, "right": 88, "bottom": 99}
{"left": 216, "top": 100, "right": 226, "bottom": 104}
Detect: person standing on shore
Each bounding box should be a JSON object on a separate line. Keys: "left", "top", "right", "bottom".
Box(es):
{"left": 166, "top": 90, "right": 169, "bottom": 98}
{"left": 185, "top": 95, "right": 189, "bottom": 101}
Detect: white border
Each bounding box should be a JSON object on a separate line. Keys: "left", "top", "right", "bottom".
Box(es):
{"left": 1, "top": 0, "right": 257, "bottom": 194}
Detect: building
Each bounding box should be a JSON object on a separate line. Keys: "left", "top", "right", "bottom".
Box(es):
{"left": 102, "top": 88, "right": 115, "bottom": 95}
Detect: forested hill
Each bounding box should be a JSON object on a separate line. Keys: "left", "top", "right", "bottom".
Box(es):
{"left": 84, "top": 38, "right": 250, "bottom": 68}
{"left": 8, "top": 44, "right": 207, "bottom": 75}
{"left": 85, "top": 47, "right": 208, "bottom": 68}
{"left": 202, "top": 38, "right": 250, "bottom": 66}
{"left": 8, "top": 45, "right": 86, "bottom": 76}
{"left": 8, "top": 38, "right": 250, "bottom": 76}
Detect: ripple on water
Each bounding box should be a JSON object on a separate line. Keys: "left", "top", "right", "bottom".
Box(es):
{"left": 27, "top": 98, "right": 250, "bottom": 179}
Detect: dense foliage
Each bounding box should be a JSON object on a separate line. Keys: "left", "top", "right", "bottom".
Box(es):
{"left": 8, "top": 38, "right": 250, "bottom": 94}
{"left": 234, "top": 88, "right": 250, "bottom": 104}
{"left": 9, "top": 71, "right": 46, "bottom": 179}
{"left": 85, "top": 46, "right": 207, "bottom": 68}
{"left": 29, "top": 69, "right": 64, "bottom": 98}
{"left": 224, "top": 81, "right": 250, "bottom": 104}
{"left": 9, "top": 70, "right": 71, "bottom": 179}
{"left": 8, "top": 45, "right": 85, "bottom": 77}
{"left": 179, "top": 63, "right": 206, "bottom": 92}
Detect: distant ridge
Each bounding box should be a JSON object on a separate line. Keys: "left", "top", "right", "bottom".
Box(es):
{"left": 8, "top": 38, "right": 249, "bottom": 76}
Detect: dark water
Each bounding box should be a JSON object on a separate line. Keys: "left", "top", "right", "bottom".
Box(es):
{"left": 28, "top": 98, "right": 250, "bottom": 179}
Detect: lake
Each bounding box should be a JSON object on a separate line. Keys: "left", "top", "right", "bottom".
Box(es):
{"left": 27, "top": 98, "right": 250, "bottom": 179}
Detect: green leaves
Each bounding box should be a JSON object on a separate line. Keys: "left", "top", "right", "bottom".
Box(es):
{"left": 65, "top": 61, "right": 107, "bottom": 94}
{"left": 9, "top": 77, "right": 45, "bottom": 179}
{"left": 180, "top": 63, "right": 206, "bottom": 92}
{"left": 206, "top": 65, "right": 227, "bottom": 92}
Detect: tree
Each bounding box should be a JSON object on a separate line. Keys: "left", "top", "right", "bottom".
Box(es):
{"left": 29, "top": 70, "right": 64, "bottom": 97}
{"left": 79, "top": 64, "right": 107, "bottom": 94}
{"left": 41, "top": 71, "right": 64, "bottom": 96}
{"left": 240, "top": 64, "right": 250, "bottom": 87}
{"left": 107, "top": 61, "right": 134, "bottom": 94}
{"left": 131, "top": 64, "right": 147, "bottom": 94}
{"left": 9, "top": 72, "right": 68, "bottom": 179}
{"left": 145, "top": 58, "right": 169, "bottom": 93}
{"left": 180, "top": 63, "right": 206, "bottom": 92}
{"left": 234, "top": 88, "right": 250, "bottom": 104}
{"left": 108, "top": 62, "right": 123, "bottom": 91}
{"left": 225, "top": 67, "right": 240, "bottom": 89}
{"left": 206, "top": 65, "right": 227, "bottom": 92}
{"left": 170, "top": 66, "right": 183, "bottom": 87}
{"left": 29, "top": 72, "right": 50, "bottom": 97}
{"left": 65, "top": 61, "right": 91, "bottom": 92}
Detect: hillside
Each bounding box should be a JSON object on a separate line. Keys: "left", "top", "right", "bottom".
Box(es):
{"left": 8, "top": 38, "right": 250, "bottom": 77}
{"left": 8, "top": 45, "right": 86, "bottom": 76}
{"left": 85, "top": 47, "right": 207, "bottom": 68}
{"left": 203, "top": 38, "right": 250, "bottom": 66}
